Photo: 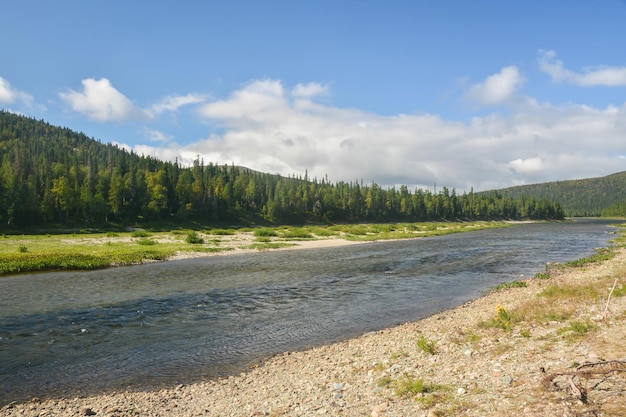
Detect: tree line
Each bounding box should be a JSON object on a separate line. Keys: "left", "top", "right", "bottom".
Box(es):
{"left": 0, "top": 111, "right": 564, "bottom": 229}
{"left": 490, "top": 171, "right": 626, "bottom": 217}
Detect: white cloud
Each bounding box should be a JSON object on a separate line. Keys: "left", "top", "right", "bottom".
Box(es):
{"left": 539, "top": 50, "right": 626, "bottom": 87}
{"left": 150, "top": 93, "right": 207, "bottom": 115}
{"left": 291, "top": 82, "right": 329, "bottom": 98}
{"left": 464, "top": 66, "right": 525, "bottom": 105}
{"left": 123, "top": 79, "right": 626, "bottom": 193}
{"left": 60, "top": 78, "right": 150, "bottom": 122}
{"left": 0, "top": 76, "right": 34, "bottom": 106}
{"left": 144, "top": 128, "right": 173, "bottom": 143}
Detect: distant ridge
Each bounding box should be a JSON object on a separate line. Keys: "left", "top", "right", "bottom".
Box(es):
{"left": 482, "top": 171, "right": 626, "bottom": 217}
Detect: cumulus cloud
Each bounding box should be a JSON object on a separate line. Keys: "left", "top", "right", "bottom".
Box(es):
{"left": 464, "top": 66, "right": 525, "bottom": 105}
{"left": 60, "top": 78, "right": 150, "bottom": 122}
{"left": 144, "top": 128, "right": 173, "bottom": 143}
{"left": 150, "top": 93, "right": 207, "bottom": 115}
{"left": 539, "top": 50, "right": 626, "bottom": 86}
{"left": 138, "top": 79, "right": 619, "bottom": 192}
{"left": 291, "top": 82, "right": 329, "bottom": 98}
{"left": 0, "top": 76, "right": 34, "bottom": 107}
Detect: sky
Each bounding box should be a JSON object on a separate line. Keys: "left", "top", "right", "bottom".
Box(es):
{"left": 2, "top": 1, "right": 626, "bottom": 193}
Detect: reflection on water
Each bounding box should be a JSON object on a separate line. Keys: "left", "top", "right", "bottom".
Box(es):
{"left": 0, "top": 219, "right": 617, "bottom": 403}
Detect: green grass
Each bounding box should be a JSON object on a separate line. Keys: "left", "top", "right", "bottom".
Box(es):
{"left": 393, "top": 375, "right": 443, "bottom": 397}
{"left": 244, "top": 242, "right": 296, "bottom": 250}
{"left": 207, "top": 228, "right": 236, "bottom": 235}
{"left": 559, "top": 247, "right": 617, "bottom": 268}
{"left": 0, "top": 221, "right": 516, "bottom": 276}
{"left": 280, "top": 228, "right": 313, "bottom": 239}
{"left": 253, "top": 228, "right": 278, "bottom": 237}
{"left": 489, "top": 280, "right": 528, "bottom": 292}
{"left": 416, "top": 334, "right": 438, "bottom": 355}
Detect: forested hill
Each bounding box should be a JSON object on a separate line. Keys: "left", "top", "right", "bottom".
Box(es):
{"left": 485, "top": 172, "right": 626, "bottom": 217}
{"left": 0, "top": 111, "right": 563, "bottom": 229}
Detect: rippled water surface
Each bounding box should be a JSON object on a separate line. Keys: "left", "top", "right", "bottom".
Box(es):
{"left": 0, "top": 219, "right": 617, "bottom": 403}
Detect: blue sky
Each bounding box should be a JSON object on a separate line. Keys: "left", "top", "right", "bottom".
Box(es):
{"left": 2, "top": 1, "right": 626, "bottom": 192}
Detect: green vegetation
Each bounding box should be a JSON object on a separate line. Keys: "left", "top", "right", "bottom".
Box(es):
{"left": 253, "top": 228, "right": 278, "bottom": 237}
{"left": 0, "top": 111, "right": 563, "bottom": 231}
{"left": 393, "top": 375, "right": 443, "bottom": 397}
{"left": 481, "top": 305, "right": 520, "bottom": 331}
{"left": 185, "top": 231, "right": 205, "bottom": 244}
{"left": 0, "top": 231, "right": 231, "bottom": 275}
{"left": 486, "top": 171, "right": 626, "bottom": 217}
{"left": 489, "top": 280, "right": 528, "bottom": 292}
{"left": 416, "top": 334, "right": 438, "bottom": 355}
{"left": 0, "top": 221, "right": 514, "bottom": 276}
{"left": 559, "top": 247, "right": 617, "bottom": 268}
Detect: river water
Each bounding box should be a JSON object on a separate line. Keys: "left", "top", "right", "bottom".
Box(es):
{"left": 0, "top": 219, "right": 618, "bottom": 403}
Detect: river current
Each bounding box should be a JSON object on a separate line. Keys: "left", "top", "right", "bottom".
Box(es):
{"left": 0, "top": 219, "right": 618, "bottom": 403}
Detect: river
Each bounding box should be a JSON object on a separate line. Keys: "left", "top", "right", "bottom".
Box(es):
{"left": 0, "top": 219, "right": 618, "bottom": 403}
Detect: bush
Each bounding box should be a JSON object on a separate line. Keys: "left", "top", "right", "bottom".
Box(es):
{"left": 18, "top": 245, "right": 28, "bottom": 253}
{"left": 185, "top": 231, "right": 205, "bottom": 244}
{"left": 253, "top": 228, "right": 277, "bottom": 237}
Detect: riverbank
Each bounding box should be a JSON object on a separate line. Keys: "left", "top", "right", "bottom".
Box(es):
{"left": 4, "top": 245, "right": 626, "bottom": 415}
{"left": 0, "top": 221, "right": 511, "bottom": 276}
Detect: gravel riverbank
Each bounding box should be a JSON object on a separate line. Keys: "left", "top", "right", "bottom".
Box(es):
{"left": 3, "top": 247, "right": 626, "bottom": 417}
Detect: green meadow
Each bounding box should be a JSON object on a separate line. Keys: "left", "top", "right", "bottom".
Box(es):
{"left": 0, "top": 221, "right": 511, "bottom": 276}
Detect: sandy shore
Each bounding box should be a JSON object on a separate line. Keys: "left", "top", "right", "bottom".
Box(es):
{"left": 3, "top": 239, "right": 626, "bottom": 416}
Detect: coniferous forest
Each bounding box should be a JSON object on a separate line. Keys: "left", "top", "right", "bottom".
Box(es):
{"left": 0, "top": 111, "right": 564, "bottom": 230}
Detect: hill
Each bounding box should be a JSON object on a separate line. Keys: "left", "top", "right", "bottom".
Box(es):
{"left": 0, "top": 111, "right": 563, "bottom": 229}
{"left": 484, "top": 172, "right": 626, "bottom": 217}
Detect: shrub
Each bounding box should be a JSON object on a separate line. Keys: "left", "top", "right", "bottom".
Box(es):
{"left": 394, "top": 375, "right": 440, "bottom": 397}
{"left": 18, "top": 245, "right": 28, "bottom": 253}
{"left": 416, "top": 334, "right": 437, "bottom": 355}
{"left": 253, "top": 228, "right": 277, "bottom": 237}
{"left": 185, "top": 231, "right": 205, "bottom": 244}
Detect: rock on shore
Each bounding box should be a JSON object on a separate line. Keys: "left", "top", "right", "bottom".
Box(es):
{"left": 4, "top": 249, "right": 626, "bottom": 416}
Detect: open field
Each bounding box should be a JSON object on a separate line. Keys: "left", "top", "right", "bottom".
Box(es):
{"left": 0, "top": 221, "right": 511, "bottom": 276}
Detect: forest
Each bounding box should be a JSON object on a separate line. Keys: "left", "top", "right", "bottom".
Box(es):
{"left": 490, "top": 171, "right": 626, "bottom": 217}
{"left": 0, "top": 111, "right": 564, "bottom": 230}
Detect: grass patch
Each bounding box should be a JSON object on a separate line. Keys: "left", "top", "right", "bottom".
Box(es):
{"left": 393, "top": 375, "right": 442, "bottom": 397}
{"left": 559, "top": 247, "right": 617, "bottom": 268}
{"left": 253, "top": 228, "right": 278, "bottom": 237}
{"left": 208, "top": 228, "right": 236, "bottom": 235}
{"left": 130, "top": 230, "right": 151, "bottom": 238}
{"left": 556, "top": 320, "right": 596, "bottom": 339}
{"left": 480, "top": 305, "right": 520, "bottom": 331}
{"left": 416, "top": 334, "right": 438, "bottom": 355}
{"left": 245, "top": 242, "right": 296, "bottom": 250}
{"left": 490, "top": 280, "right": 528, "bottom": 292}
{"left": 280, "top": 228, "right": 313, "bottom": 239}
{"left": 136, "top": 238, "right": 157, "bottom": 245}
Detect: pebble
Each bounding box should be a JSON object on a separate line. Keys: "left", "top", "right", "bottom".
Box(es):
{"left": 3, "top": 250, "right": 625, "bottom": 417}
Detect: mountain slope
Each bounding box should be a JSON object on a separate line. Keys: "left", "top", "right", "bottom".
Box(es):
{"left": 484, "top": 171, "right": 626, "bottom": 216}
{"left": 0, "top": 111, "right": 564, "bottom": 228}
